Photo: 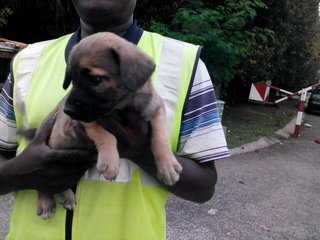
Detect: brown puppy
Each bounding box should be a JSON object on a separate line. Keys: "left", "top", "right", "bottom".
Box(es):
{"left": 32, "top": 32, "right": 183, "bottom": 219}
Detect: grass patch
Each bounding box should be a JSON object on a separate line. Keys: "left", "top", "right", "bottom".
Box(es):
{"left": 221, "top": 99, "right": 298, "bottom": 148}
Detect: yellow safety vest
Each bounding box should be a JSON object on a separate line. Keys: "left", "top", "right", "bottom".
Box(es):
{"left": 8, "top": 31, "right": 200, "bottom": 240}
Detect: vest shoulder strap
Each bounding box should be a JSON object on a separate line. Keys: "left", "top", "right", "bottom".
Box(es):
{"left": 139, "top": 31, "right": 201, "bottom": 151}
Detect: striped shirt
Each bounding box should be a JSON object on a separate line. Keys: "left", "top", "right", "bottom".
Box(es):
{"left": 177, "top": 59, "right": 229, "bottom": 161}
{"left": 0, "top": 73, "right": 17, "bottom": 152}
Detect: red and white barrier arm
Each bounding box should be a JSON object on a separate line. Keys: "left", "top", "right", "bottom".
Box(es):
{"left": 264, "top": 85, "right": 294, "bottom": 105}
{"left": 265, "top": 83, "right": 320, "bottom": 105}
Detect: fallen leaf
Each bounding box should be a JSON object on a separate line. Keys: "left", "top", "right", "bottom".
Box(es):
{"left": 259, "top": 224, "right": 270, "bottom": 231}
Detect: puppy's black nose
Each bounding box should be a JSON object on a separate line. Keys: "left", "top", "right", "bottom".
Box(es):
{"left": 63, "top": 105, "right": 77, "bottom": 117}
{"left": 64, "top": 99, "right": 83, "bottom": 117}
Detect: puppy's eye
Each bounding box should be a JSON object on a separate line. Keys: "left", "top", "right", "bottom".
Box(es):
{"left": 88, "top": 75, "right": 109, "bottom": 85}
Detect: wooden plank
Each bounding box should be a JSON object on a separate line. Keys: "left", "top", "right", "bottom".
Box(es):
{"left": 0, "top": 38, "right": 26, "bottom": 48}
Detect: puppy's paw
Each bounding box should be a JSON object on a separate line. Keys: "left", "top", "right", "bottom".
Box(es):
{"left": 58, "top": 189, "right": 76, "bottom": 211}
{"left": 156, "top": 156, "right": 183, "bottom": 186}
{"left": 36, "top": 198, "right": 56, "bottom": 219}
{"left": 97, "top": 159, "right": 120, "bottom": 181}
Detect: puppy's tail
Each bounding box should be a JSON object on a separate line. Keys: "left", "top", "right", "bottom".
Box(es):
{"left": 17, "top": 128, "right": 37, "bottom": 141}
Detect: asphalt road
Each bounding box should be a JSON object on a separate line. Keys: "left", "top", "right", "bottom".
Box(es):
{"left": 167, "top": 112, "right": 320, "bottom": 240}
{"left": 1, "top": 113, "right": 319, "bottom": 239}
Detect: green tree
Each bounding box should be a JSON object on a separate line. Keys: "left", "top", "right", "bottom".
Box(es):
{"left": 241, "top": 0, "right": 320, "bottom": 92}
{"left": 146, "top": 0, "right": 273, "bottom": 97}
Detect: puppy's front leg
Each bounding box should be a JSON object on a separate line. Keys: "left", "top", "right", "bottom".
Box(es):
{"left": 150, "top": 107, "right": 183, "bottom": 185}
{"left": 84, "top": 122, "right": 120, "bottom": 180}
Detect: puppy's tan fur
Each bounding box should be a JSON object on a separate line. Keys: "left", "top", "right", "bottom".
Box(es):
{"left": 33, "top": 32, "right": 182, "bottom": 219}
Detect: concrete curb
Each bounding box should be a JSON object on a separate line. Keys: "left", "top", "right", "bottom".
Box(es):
{"left": 229, "top": 117, "right": 297, "bottom": 156}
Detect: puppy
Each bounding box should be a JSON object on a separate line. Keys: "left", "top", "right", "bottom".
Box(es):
{"left": 31, "top": 32, "right": 183, "bottom": 219}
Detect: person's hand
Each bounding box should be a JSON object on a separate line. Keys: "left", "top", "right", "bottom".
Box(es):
{"left": 99, "top": 107, "right": 152, "bottom": 162}
{"left": 7, "top": 111, "right": 96, "bottom": 194}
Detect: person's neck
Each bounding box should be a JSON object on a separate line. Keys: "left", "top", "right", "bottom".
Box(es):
{"left": 80, "top": 16, "right": 133, "bottom": 39}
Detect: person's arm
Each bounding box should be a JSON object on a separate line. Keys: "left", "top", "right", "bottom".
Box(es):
{"left": 0, "top": 150, "right": 16, "bottom": 161}
{"left": 101, "top": 109, "right": 217, "bottom": 203}
{"left": 138, "top": 149, "right": 217, "bottom": 203}
{"left": 0, "top": 111, "right": 96, "bottom": 195}
{"left": 0, "top": 70, "right": 96, "bottom": 195}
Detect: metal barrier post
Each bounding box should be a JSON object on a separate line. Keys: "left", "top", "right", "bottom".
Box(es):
{"left": 293, "top": 89, "right": 307, "bottom": 138}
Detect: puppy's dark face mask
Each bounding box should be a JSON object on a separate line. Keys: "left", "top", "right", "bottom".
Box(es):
{"left": 63, "top": 64, "right": 127, "bottom": 122}
{"left": 62, "top": 33, "right": 156, "bottom": 123}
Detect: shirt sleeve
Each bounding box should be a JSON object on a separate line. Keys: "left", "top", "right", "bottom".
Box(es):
{"left": 177, "top": 59, "right": 230, "bottom": 162}
{"left": 0, "top": 73, "right": 18, "bottom": 152}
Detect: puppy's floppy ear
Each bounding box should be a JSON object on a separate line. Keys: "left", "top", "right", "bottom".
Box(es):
{"left": 63, "top": 65, "right": 72, "bottom": 90}
{"left": 111, "top": 44, "right": 156, "bottom": 91}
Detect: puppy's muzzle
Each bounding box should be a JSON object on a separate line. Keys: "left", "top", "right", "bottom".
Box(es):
{"left": 64, "top": 99, "right": 84, "bottom": 119}
{"left": 64, "top": 88, "right": 103, "bottom": 123}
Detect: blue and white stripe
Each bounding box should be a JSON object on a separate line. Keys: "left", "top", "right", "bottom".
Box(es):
{"left": 177, "top": 60, "right": 230, "bottom": 162}
{"left": 0, "top": 73, "right": 18, "bottom": 151}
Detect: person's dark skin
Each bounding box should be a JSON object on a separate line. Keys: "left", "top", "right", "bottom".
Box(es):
{"left": 71, "top": 0, "right": 137, "bottom": 38}
{"left": 0, "top": 110, "right": 96, "bottom": 195}
{"left": 0, "top": 0, "right": 218, "bottom": 203}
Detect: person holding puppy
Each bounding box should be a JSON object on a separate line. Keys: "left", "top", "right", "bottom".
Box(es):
{"left": 0, "top": 0, "right": 230, "bottom": 239}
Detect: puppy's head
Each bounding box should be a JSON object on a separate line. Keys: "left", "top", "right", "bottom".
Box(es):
{"left": 63, "top": 32, "right": 156, "bottom": 122}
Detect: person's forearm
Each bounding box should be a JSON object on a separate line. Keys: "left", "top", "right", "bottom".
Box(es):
{"left": 167, "top": 155, "right": 217, "bottom": 203}
{"left": 133, "top": 150, "right": 217, "bottom": 203}
{"left": 0, "top": 160, "right": 15, "bottom": 195}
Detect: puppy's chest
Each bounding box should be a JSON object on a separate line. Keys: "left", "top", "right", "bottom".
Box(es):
{"left": 125, "top": 92, "right": 159, "bottom": 119}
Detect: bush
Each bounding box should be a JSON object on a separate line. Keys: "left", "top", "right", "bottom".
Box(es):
{"left": 147, "top": 0, "right": 273, "bottom": 97}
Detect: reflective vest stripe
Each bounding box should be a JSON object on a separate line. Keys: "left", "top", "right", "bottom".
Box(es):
{"left": 12, "top": 40, "right": 51, "bottom": 150}
{"left": 138, "top": 32, "right": 200, "bottom": 152}
{"left": 13, "top": 35, "right": 72, "bottom": 152}
{"left": 153, "top": 37, "right": 185, "bottom": 151}
{"left": 169, "top": 40, "right": 200, "bottom": 152}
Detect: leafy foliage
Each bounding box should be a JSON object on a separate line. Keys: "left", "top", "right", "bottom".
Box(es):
{"left": 146, "top": 0, "right": 273, "bottom": 96}
{"left": 2, "top": 0, "right": 319, "bottom": 101}
{"left": 240, "top": 0, "right": 320, "bottom": 92}
{"left": 0, "top": 8, "right": 12, "bottom": 27}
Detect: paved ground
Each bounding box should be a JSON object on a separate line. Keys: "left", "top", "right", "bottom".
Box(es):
{"left": 1, "top": 113, "right": 319, "bottom": 239}
{"left": 0, "top": 194, "right": 12, "bottom": 239}
{"left": 166, "top": 112, "right": 320, "bottom": 240}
